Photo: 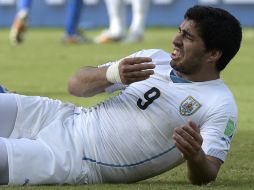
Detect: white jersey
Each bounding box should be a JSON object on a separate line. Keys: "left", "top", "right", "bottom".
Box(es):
{"left": 5, "top": 49, "right": 237, "bottom": 185}
{"left": 80, "top": 49, "right": 238, "bottom": 183}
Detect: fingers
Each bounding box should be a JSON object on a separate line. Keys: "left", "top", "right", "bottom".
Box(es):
{"left": 122, "top": 70, "right": 154, "bottom": 79}
{"left": 173, "top": 120, "right": 203, "bottom": 159}
{"left": 121, "top": 63, "right": 155, "bottom": 73}
{"left": 120, "top": 57, "right": 155, "bottom": 72}
{"left": 121, "top": 70, "right": 154, "bottom": 84}
{"left": 119, "top": 57, "right": 155, "bottom": 84}
{"left": 188, "top": 119, "right": 200, "bottom": 133}
{"left": 122, "top": 57, "right": 152, "bottom": 65}
{"left": 173, "top": 135, "right": 191, "bottom": 158}
{"left": 182, "top": 122, "right": 202, "bottom": 145}
{"left": 173, "top": 129, "right": 201, "bottom": 153}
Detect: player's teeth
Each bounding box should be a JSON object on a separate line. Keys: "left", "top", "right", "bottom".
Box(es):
{"left": 173, "top": 50, "right": 177, "bottom": 54}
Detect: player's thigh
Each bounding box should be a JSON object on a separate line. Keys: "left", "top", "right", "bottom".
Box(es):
{"left": 11, "top": 94, "right": 75, "bottom": 138}
{"left": 4, "top": 137, "right": 70, "bottom": 185}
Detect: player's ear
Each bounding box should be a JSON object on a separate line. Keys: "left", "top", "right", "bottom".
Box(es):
{"left": 207, "top": 49, "right": 222, "bottom": 64}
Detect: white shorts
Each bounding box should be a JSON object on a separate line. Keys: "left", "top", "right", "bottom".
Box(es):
{"left": 3, "top": 95, "right": 88, "bottom": 185}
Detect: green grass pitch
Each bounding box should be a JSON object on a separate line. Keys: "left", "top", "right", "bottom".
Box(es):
{"left": 0, "top": 28, "right": 253, "bottom": 190}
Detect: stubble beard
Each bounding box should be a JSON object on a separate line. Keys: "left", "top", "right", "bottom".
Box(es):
{"left": 170, "top": 60, "right": 200, "bottom": 75}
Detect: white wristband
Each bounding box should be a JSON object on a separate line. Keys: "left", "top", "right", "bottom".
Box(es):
{"left": 106, "top": 61, "right": 122, "bottom": 83}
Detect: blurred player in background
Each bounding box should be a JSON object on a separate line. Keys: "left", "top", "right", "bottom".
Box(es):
{"left": 9, "top": 0, "right": 32, "bottom": 45}
{"left": 63, "top": 0, "right": 91, "bottom": 44}
{"left": 95, "top": 0, "right": 150, "bottom": 44}
{"left": 9, "top": 0, "right": 89, "bottom": 45}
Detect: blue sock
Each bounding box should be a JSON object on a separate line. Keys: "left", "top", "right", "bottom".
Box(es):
{"left": 65, "top": 0, "right": 83, "bottom": 36}
{"left": 17, "top": 0, "right": 32, "bottom": 12}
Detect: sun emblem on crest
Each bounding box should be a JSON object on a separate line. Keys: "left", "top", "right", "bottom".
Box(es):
{"left": 180, "top": 96, "right": 201, "bottom": 116}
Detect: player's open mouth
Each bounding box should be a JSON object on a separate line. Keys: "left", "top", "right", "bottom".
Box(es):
{"left": 171, "top": 49, "right": 181, "bottom": 60}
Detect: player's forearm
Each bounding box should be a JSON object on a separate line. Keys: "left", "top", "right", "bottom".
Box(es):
{"left": 187, "top": 151, "right": 221, "bottom": 185}
{"left": 68, "top": 66, "right": 112, "bottom": 97}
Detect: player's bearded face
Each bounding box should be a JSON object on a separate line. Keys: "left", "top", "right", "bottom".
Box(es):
{"left": 170, "top": 19, "right": 207, "bottom": 75}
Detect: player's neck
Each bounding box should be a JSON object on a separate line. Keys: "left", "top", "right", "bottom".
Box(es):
{"left": 177, "top": 71, "right": 220, "bottom": 82}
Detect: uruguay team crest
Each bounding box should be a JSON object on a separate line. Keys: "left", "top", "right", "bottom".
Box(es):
{"left": 180, "top": 96, "right": 201, "bottom": 116}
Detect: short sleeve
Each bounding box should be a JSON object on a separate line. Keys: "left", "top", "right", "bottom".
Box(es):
{"left": 200, "top": 102, "right": 238, "bottom": 162}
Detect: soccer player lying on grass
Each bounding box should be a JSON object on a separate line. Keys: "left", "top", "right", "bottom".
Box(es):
{"left": 0, "top": 5, "right": 242, "bottom": 186}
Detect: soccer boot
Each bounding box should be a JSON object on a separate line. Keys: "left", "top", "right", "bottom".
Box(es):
{"left": 94, "top": 30, "right": 124, "bottom": 44}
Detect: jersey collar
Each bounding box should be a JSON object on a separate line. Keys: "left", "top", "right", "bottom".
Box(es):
{"left": 170, "top": 70, "right": 191, "bottom": 83}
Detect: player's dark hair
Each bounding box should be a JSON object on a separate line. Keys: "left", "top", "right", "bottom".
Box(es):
{"left": 184, "top": 5, "right": 242, "bottom": 71}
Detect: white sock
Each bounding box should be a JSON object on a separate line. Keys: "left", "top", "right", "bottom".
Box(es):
{"left": 105, "top": 0, "right": 126, "bottom": 37}
{"left": 129, "top": 0, "right": 150, "bottom": 36}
